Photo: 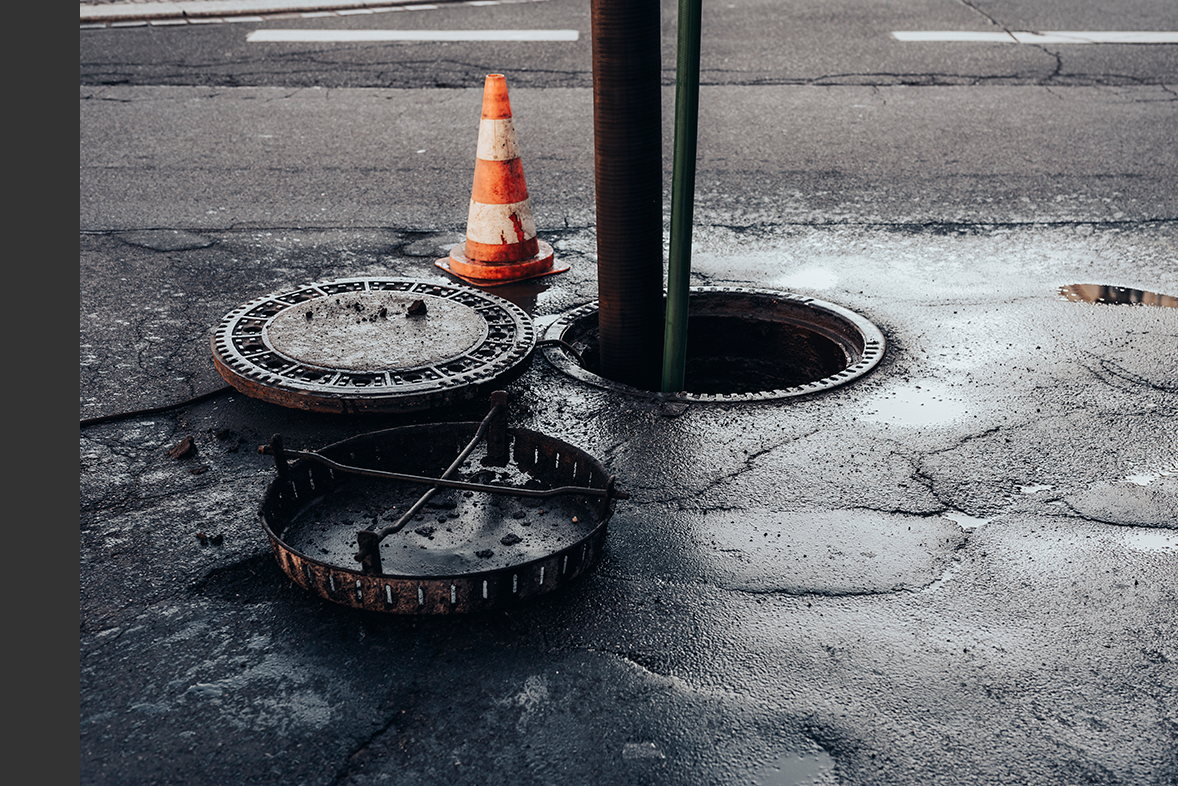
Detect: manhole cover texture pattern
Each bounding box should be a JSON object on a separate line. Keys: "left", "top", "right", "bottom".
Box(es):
{"left": 212, "top": 278, "right": 536, "bottom": 413}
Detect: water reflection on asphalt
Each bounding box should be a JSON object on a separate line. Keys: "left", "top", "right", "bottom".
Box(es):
{"left": 1058, "top": 284, "right": 1177, "bottom": 308}
{"left": 751, "top": 749, "right": 837, "bottom": 786}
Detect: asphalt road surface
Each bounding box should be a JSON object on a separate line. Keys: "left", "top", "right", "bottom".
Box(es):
{"left": 81, "top": 0, "right": 1178, "bottom": 232}
{"left": 80, "top": 2, "right": 1177, "bottom": 785}
{"left": 81, "top": 0, "right": 1178, "bottom": 90}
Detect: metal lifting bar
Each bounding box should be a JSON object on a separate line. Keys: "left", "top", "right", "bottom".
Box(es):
{"left": 261, "top": 393, "right": 628, "bottom": 575}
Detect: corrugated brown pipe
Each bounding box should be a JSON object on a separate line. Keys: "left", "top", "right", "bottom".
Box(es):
{"left": 591, "top": 0, "right": 665, "bottom": 391}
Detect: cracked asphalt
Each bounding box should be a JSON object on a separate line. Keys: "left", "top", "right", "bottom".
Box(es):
{"left": 80, "top": 218, "right": 1178, "bottom": 785}
{"left": 80, "top": 1, "right": 1177, "bottom": 782}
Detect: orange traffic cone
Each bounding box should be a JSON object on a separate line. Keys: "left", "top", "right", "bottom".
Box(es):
{"left": 437, "top": 74, "right": 568, "bottom": 286}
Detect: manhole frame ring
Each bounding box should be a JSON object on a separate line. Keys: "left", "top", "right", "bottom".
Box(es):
{"left": 540, "top": 286, "right": 887, "bottom": 403}
{"left": 257, "top": 422, "right": 616, "bottom": 614}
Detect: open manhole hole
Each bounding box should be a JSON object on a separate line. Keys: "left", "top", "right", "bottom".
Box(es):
{"left": 541, "top": 287, "right": 885, "bottom": 402}
{"left": 211, "top": 278, "right": 536, "bottom": 413}
{"left": 1059, "top": 284, "right": 1177, "bottom": 308}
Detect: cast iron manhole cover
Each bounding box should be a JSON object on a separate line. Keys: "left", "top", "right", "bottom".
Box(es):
{"left": 212, "top": 278, "right": 536, "bottom": 413}
{"left": 541, "top": 286, "right": 886, "bottom": 402}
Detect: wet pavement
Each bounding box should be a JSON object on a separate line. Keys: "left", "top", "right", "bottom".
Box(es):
{"left": 80, "top": 217, "right": 1178, "bottom": 784}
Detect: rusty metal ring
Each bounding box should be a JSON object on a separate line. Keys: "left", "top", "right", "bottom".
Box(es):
{"left": 258, "top": 422, "right": 618, "bottom": 613}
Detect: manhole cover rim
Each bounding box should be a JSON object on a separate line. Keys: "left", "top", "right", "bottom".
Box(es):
{"left": 540, "top": 286, "right": 887, "bottom": 402}
{"left": 211, "top": 277, "right": 537, "bottom": 412}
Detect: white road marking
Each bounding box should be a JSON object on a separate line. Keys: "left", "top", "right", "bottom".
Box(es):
{"left": 894, "top": 31, "right": 1013, "bottom": 42}
{"left": 893, "top": 31, "right": 1178, "bottom": 44}
{"left": 247, "top": 28, "right": 578, "bottom": 41}
{"left": 1013, "top": 31, "right": 1178, "bottom": 43}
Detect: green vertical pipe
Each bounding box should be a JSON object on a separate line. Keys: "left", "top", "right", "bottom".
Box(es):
{"left": 661, "top": 0, "right": 703, "bottom": 393}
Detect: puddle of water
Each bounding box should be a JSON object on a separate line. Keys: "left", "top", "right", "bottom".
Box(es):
{"left": 489, "top": 279, "right": 551, "bottom": 316}
{"left": 184, "top": 683, "right": 224, "bottom": 699}
{"left": 692, "top": 509, "right": 966, "bottom": 595}
{"left": 1122, "top": 529, "right": 1178, "bottom": 552}
{"left": 943, "top": 511, "right": 989, "bottom": 531}
{"left": 1058, "top": 284, "right": 1177, "bottom": 308}
{"left": 1019, "top": 484, "right": 1054, "bottom": 494}
{"left": 859, "top": 380, "right": 967, "bottom": 427}
{"left": 751, "top": 750, "right": 836, "bottom": 786}
{"left": 1122, "top": 469, "right": 1176, "bottom": 487}
{"left": 622, "top": 742, "right": 666, "bottom": 760}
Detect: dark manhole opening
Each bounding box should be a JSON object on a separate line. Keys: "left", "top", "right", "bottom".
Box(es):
{"left": 571, "top": 315, "right": 846, "bottom": 393}
{"left": 542, "top": 287, "right": 886, "bottom": 402}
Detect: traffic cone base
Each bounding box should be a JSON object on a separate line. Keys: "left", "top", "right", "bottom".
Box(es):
{"left": 436, "top": 240, "right": 568, "bottom": 287}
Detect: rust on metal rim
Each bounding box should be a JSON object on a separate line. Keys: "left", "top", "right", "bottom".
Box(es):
{"left": 210, "top": 278, "right": 536, "bottom": 413}
{"left": 258, "top": 421, "right": 619, "bottom": 614}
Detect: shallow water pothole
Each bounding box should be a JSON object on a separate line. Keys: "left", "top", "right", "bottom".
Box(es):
{"left": 1058, "top": 284, "right": 1176, "bottom": 308}
{"left": 541, "top": 287, "right": 885, "bottom": 402}
{"left": 750, "top": 748, "right": 836, "bottom": 786}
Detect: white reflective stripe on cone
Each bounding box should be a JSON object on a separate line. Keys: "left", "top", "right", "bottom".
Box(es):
{"left": 465, "top": 199, "right": 537, "bottom": 245}
{"left": 475, "top": 119, "right": 522, "bottom": 161}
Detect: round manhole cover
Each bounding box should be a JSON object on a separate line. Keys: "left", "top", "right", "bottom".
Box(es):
{"left": 541, "top": 287, "right": 886, "bottom": 402}
{"left": 212, "top": 278, "right": 536, "bottom": 413}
